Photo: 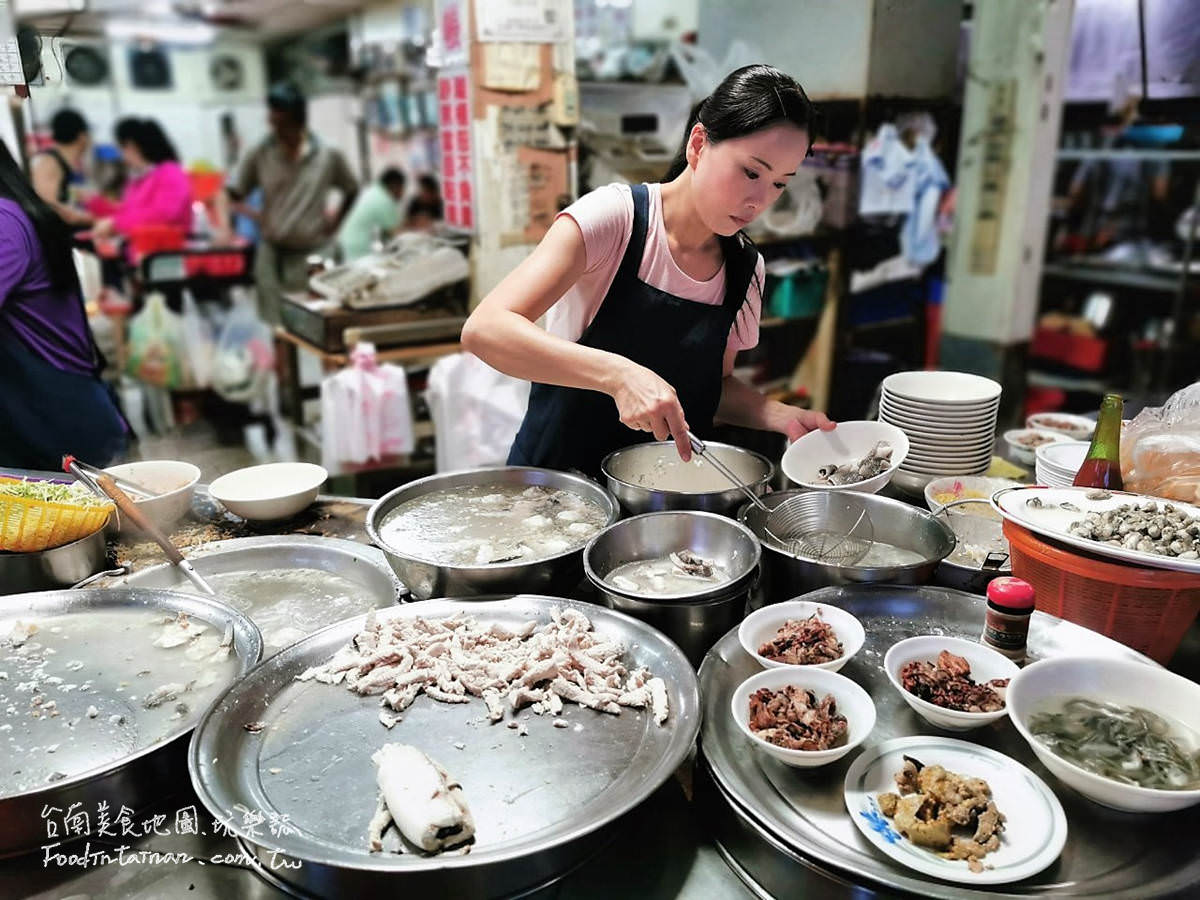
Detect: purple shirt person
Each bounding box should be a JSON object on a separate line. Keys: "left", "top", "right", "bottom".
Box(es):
{"left": 0, "top": 141, "right": 126, "bottom": 469}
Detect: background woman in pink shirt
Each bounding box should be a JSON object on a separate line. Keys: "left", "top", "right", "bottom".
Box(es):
{"left": 463, "top": 65, "right": 835, "bottom": 475}
{"left": 93, "top": 118, "right": 191, "bottom": 239}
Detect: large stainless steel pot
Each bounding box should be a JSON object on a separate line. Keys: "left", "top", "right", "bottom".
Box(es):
{"left": 738, "top": 490, "right": 955, "bottom": 597}
{"left": 366, "top": 466, "right": 619, "bottom": 600}
{"left": 0, "top": 528, "right": 107, "bottom": 595}
{"left": 584, "top": 511, "right": 760, "bottom": 665}
{"left": 601, "top": 440, "right": 774, "bottom": 517}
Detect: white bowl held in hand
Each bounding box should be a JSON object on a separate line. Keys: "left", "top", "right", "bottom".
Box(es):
{"left": 104, "top": 460, "right": 201, "bottom": 534}
{"left": 730, "top": 666, "right": 876, "bottom": 768}
{"left": 1007, "top": 656, "right": 1200, "bottom": 813}
{"left": 782, "top": 421, "right": 909, "bottom": 493}
{"left": 884, "top": 635, "right": 1019, "bottom": 731}
{"left": 208, "top": 463, "right": 327, "bottom": 522}
{"left": 738, "top": 600, "right": 866, "bottom": 673}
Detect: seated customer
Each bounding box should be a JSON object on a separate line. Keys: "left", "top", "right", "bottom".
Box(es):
{"left": 93, "top": 118, "right": 191, "bottom": 238}
{"left": 337, "top": 167, "right": 407, "bottom": 261}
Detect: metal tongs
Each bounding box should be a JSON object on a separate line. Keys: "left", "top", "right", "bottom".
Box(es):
{"left": 63, "top": 455, "right": 216, "bottom": 595}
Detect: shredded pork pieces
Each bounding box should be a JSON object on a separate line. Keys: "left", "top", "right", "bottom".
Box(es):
{"left": 877, "top": 756, "right": 1006, "bottom": 874}
{"left": 900, "top": 650, "right": 1008, "bottom": 713}
{"left": 757, "top": 613, "right": 844, "bottom": 665}
{"left": 747, "top": 685, "right": 847, "bottom": 751}
{"left": 297, "top": 607, "right": 669, "bottom": 728}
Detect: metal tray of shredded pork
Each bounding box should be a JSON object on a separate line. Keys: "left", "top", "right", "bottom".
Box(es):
{"left": 188, "top": 595, "right": 700, "bottom": 899}
{"left": 698, "top": 584, "right": 1200, "bottom": 899}
{"left": 0, "top": 588, "right": 262, "bottom": 858}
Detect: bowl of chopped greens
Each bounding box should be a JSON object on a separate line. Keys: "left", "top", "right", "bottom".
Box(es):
{"left": 1008, "top": 656, "right": 1200, "bottom": 812}
{"left": 0, "top": 478, "right": 114, "bottom": 552}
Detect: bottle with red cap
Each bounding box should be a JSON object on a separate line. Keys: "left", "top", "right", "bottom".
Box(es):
{"left": 982, "top": 577, "right": 1035, "bottom": 661}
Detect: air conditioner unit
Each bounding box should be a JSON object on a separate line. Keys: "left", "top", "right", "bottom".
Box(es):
{"left": 61, "top": 41, "right": 111, "bottom": 87}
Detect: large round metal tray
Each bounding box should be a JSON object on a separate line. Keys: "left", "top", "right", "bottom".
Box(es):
{"left": 188, "top": 595, "right": 700, "bottom": 899}
{"left": 699, "top": 584, "right": 1200, "bottom": 899}
{"left": 0, "top": 587, "right": 262, "bottom": 858}
{"left": 113, "top": 535, "right": 405, "bottom": 655}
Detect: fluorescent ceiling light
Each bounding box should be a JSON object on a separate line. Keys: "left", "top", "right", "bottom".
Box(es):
{"left": 105, "top": 19, "right": 217, "bottom": 45}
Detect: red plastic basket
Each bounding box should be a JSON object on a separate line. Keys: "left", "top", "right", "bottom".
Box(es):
{"left": 1003, "top": 520, "right": 1200, "bottom": 664}
{"left": 129, "top": 224, "right": 185, "bottom": 257}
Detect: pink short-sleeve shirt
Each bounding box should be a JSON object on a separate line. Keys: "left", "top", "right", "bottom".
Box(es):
{"left": 546, "top": 182, "right": 764, "bottom": 356}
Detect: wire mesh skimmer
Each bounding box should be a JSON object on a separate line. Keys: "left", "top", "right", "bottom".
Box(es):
{"left": 687, "top": 433, "right": 874, "bottom": 564}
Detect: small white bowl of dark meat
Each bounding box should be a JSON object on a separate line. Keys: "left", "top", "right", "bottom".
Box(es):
{"left": 738, "top": 600, "right": 866, "bottom": 674}
{"left": 885, "top": 636, "right": 1019, "bottom": 732}
{"left": 781, "top": 420, "right": 909, "bottom": 494}
{"left": 730, "top": 667, "right": 876, "bottom": 768}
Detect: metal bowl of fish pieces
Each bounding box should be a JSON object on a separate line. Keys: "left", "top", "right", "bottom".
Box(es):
{"left": 366, "top": 466, "right": 619, "bottom": 600}
{"left": 738, "top": 490, "right": 955, "bottom": 596}
{"left": 584, "top": 511, "right": 761, "bottom": 666}
{"left": 601, "top": 440, "right": 775, "bottom": 517}
{"left": 0, "top": 587, "right": 262, "bottom": 858}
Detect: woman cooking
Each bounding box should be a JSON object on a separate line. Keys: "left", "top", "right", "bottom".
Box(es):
{"left": 462, "top": 65, "right": 834, "bottom": 476}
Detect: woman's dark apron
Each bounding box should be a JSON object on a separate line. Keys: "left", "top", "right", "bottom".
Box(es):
{"left": 0, "top": 316, "right": 128, "bottom": 471}
{"left": 508, "top": 183, "right": 756, "bottom": 477}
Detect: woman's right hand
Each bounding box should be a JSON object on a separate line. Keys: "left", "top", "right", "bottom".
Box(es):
{"left": 610, "top": 361, "right": 692, "bottom": 461}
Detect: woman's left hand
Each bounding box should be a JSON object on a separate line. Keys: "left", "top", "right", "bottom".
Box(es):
{"left": 782, "top": 408, "right": 836, "bottom": 442}
{"left": 92, "top": 218, "right": 115, "bottom": 238}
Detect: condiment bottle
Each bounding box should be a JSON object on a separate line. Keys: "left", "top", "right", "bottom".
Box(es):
{"left": 982, "top": 577, "right": 1035, "bottom": 661}
{"left": 1072, "top": 393, "right": 1124, "bottom": 490}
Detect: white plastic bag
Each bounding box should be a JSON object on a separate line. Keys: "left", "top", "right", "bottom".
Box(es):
{"left": 180, "top": 289, "right": 215, "bottom": 389}
{"left": 320, "top": 343, "right": 414, "bottom": 469}
{"left": 212, "top": 287, "right": 274, "bottom": 405}
{"left": 1121, "top": 382, "right": 1200, "bottom": 502}
{"left": 426, "top": 353, "right": 530, "bottom": 473}
{"left": 125, "top": 292, "right": 184, "bottom": 389}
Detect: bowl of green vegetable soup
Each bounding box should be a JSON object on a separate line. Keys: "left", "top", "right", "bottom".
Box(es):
{"left": 1007, "top": 657, "right": 1200, "bottom": 813}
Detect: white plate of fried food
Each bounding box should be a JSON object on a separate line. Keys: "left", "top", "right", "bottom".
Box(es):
{"left": 844, "top": 736, "right": 1067, "bottom": 885}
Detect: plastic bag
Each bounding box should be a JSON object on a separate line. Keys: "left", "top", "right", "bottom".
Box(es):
{"left": 125, "top": 292, "right": 184, "bottom": 389}
{"left": 320, "top": 343, "right": 414, "bottom": 469}
{"left": 1121, "top": 382, "right": 1200, "bottom": 502}
{"left": 180, "top": 289, "right": 215, "bottom": 389}
{"left": 212, "top": 287, "right": 274, "bottom": 405}
{"left": 426, "top": 353, "right": 530, "bottom": 473}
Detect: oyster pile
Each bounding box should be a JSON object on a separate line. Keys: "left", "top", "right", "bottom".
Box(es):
{"left": 1067, "top": 499, "right": 1200, "bottom": 559}
{"left": 815, "top": 441, "right": 893, "bottom": 486}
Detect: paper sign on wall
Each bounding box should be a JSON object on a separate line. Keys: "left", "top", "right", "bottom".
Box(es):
{"left": 438, "top": 69, "right": 475, "bottom": 230}
{"left": 474, "top": 0, "right": 569, "bottom": 43}
{"left": 482, "top": 43, "right": 541, "bottom": 91}
{"left": 438, "top": 0, "right": 469, "bottom": 68}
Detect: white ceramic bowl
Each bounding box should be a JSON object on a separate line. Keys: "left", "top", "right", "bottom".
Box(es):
{"left": 730, "top": 667, "right": 876, "bottom": 768}
{"left": 884, "top": 635, "right": 1019, "bottom": 731}
{"left": 104, "top": 460, "right": 200, "bottom": 534}
{"left": 738, "top": 600, "right": 866, "bottom": 674}
{"left": 208, "top": 462, "right": 327, "bottom": 521}
{"left": 882, "top": 371, "right": 1003, "bottom": 406}
{"left": 924, "top": 476, "right": 1019, "bottom": 517}
{"left": 781, "top": 421, "right": 908, "bottom": 493}
{"left": 1007, "top": 656, "right": 1200, "bottom": 813}
{"left": 1003, "top": 429, "right": 1070, "bottom": 465}
{"left": 1026, "top": 413, "right": 1095, "bottom": 441}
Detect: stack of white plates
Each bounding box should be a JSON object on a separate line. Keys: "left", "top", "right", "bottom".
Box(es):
{"left": 878, "top": 371, "right": 1002, "bottom": 495}
{"left": 1035, "top": 440, "right": 1090, "bottom": 487}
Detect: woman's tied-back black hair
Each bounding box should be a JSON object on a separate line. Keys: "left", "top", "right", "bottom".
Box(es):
{"left": 0, "top": 139, "right": 82, "bottom": 294}
{"left": 662, "top": 64, "right": 817, "bottom": 336}
{"left": 663, "top": 64, "right": 815, "bottom": 182}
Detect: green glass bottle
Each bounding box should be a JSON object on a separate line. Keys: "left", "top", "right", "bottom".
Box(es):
{"left": 1073, "top": 393, "right": 1124, "bottom": 491}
